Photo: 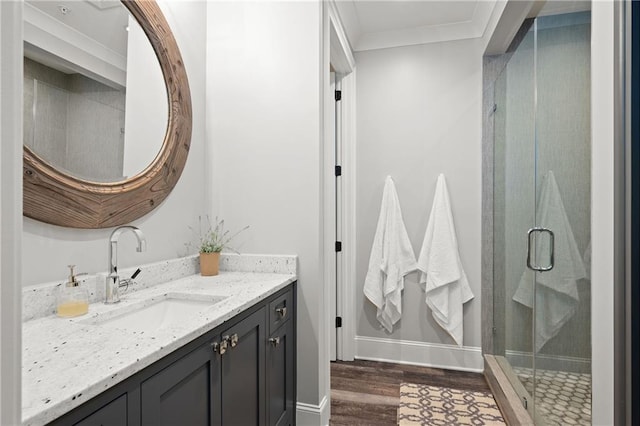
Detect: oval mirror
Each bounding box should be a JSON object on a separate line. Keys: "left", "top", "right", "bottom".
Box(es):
{"left": 23, "top": 0, "right": 192, "bottom": 228}
{"left": 23, "top": 0, "right": 167, "bottom": 182}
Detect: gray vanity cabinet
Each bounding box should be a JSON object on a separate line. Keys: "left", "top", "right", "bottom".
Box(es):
{"left": 215, "top": 307, "right": 266, "bottom": 426}
{"left": 140, "top": 341, "right": 216, "bottom": 426}
{"left": 267, "top": 320, "right": 294, "bottom": 426}
{"left": 141, "top": 306, "right": 269, "bottom": 426}
{"left": 48, "top": 282, "right": 296, "bottom": 426}
{"left": 267, "top": 284, "right": 295, "bottom": 426}
{"left": 73, "top": 394, "right": 128, "bottom": 426}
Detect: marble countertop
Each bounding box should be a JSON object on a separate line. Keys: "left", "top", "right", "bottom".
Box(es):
{"left": 22, "top": 270, "right": 296, "bottom": 425}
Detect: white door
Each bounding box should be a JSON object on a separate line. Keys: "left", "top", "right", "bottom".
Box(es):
{"left": 334, "top": 75, "right": 344, "bottom": 361}
{"left": 330, "top": 71, "right": 345, "bottom": 361}
{"left": 329, "top": 71, "right": 337, "bottom": 361}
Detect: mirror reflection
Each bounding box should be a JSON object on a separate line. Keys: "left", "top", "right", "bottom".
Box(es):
{"left": 23, "top": 0, "right": 167, "bottom": 182}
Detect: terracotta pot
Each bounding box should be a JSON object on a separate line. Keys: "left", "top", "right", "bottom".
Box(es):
{"left": 199, "top": 252, "right": 220, "bottom": 276}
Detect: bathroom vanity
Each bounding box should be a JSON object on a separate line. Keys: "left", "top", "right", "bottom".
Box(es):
{"left": 21, "top": 255, "right": 297, "bottom": 426}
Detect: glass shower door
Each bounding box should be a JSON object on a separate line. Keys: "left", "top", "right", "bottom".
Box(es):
{"left": 532, "top": 10, "right": 592, "bottom": 426}
{"left": 493, "top": 20, "right": 537, "bottom": 416}
{"left": 493, "top": 7, "right": 592, "bottom": 425}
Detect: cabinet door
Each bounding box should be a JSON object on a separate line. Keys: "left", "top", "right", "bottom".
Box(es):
{"left": 217, "top": 307, "right": 266, "bottom": 426}
{"left": 140, "top": 341, "right": 216, "bottom": 426}
{"left": 267, "top": 320, "right": 294, "bottom": 426}
{"left": 74, "top": 394, "right": 128, "bottom": 426}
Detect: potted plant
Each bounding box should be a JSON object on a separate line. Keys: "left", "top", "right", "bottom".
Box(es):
{"left": 196, "top": 216, "right": 248, "bottom": 276}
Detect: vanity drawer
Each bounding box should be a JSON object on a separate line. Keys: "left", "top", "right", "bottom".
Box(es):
{"left": 269, "top": 288, "right": 292, "bottom": 332}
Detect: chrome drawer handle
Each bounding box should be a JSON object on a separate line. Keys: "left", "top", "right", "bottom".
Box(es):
{"left": 219, "top": 336, "right": 230, "bottom": 355}
{"left": 229, "top": 333, "right": 239, "bottom": 348}
{"left": 213, "top": 340, "right": 228, "bottom": 355}
{"left": 276, "top": 306, "right": 287, "bottom": 319}
{"left": 269, "top": 337, "right": 281, "bottom": 347}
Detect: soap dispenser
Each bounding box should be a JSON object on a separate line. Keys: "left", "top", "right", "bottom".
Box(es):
{"left": 56, "top": 265, "right": 89, "bottom": 318}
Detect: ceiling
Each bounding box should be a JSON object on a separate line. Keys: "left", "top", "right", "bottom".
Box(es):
{"left": 26, "top": 0, "right": 129, "bottom": 56}
{"left": 334, "top": 0, "right": 499, "bottom": 52}
{"left": 535, "top": 0, "right": 591, "bottom": 17}
{"left": 24, "top": 0, "right": 130, "bottom": 87}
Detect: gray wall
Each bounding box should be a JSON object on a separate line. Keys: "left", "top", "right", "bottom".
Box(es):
{"left": 355, "top": 38, "right": 484, "bottom": 348}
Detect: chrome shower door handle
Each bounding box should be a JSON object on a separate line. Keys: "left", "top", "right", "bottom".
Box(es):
{"left": 526, "top": 227, "right": 555, "bottom": 272}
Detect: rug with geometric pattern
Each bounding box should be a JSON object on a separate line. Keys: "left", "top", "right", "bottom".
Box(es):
{"left": 398, "top": 383, "right": 506, "bottom": 425}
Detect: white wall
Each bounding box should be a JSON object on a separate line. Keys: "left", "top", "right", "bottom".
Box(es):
{"left": 205, "top": 0, "right": 326, "bottom": 418}
{"left": 590, "top": 1, "right": 615, "bottom": 423}
{"left": 21, "top": 0, "right": 208, "bottom": 287}
{"left": 354, "top": 38, "right": 483, "bottom": 361}
{"left": 123, "top": 14, "right": 167, "bottom": 178}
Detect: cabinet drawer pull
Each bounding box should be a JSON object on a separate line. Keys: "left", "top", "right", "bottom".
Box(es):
{"left": 229, "top": 333, "right": 239, "bottom": 348}
{"left": 275, "top": 306, "right": 287, "bottom": 319}
{"left": 269, "top": 337, "right": 281, "bottom": 347}
{"left": 219, "top": 336, "right": 230, "bottom": 355}
{"left": 213, "top": 340, "right": 228, "bottom": 355}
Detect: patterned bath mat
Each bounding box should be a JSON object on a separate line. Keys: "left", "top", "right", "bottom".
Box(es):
{"left": 398, "top": 383, "right": 506, "bottom": 425}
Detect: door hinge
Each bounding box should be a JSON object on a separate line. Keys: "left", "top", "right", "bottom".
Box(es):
{"left": 335, "top": 165, "right": 342, "bottom": 177}
{"left": 335, "top": 316, "right": 342, "bottom": 328}
{"left": 335, "top": 241, "right": 342, "bottom": 252}
{"left": 335, "top": 90, "right": 342, "bottom": 101}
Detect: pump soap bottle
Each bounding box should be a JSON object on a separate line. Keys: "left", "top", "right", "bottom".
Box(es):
{"left": 56, "top": 265, "right": 89, "bottom": 318}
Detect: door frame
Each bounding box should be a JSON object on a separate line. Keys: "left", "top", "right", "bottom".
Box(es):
{"left": 323, "top": 0, "right": 356, "bottom": 363}
{"left": 0, "top": 2, "right": 24, "bottom": 424}
{"left": 619, "top": 0, "right": 638, "bottom": 423}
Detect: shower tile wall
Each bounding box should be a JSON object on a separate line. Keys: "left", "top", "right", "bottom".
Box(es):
{"left": 66, "top": 73, "right": 126, "bottom": 181}
{"left": 23, "top": 58, "right": 68, "bottom": 170}
{"left": 23, "top": 58, "right": 126, "bottom": 182}
{"left": 534, "top": 16, "right": 591, "bottom": 364}
{"left": 494, "top": 15, "right": 591, "bottom": 368}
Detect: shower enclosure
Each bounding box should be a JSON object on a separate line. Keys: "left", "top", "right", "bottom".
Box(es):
{"left": 489, "top": 5, "right": 592, "bottom": 425}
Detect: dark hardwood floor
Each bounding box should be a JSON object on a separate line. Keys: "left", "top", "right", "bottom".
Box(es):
{"left": 330, "top": 359, "right": 490, "bottom": 425}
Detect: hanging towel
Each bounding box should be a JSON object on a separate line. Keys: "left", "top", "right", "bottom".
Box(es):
{"left": 363, "top": 176, "right": 417, "bottom": 333}
{"left": 513, "top": 171, "right": 587, "bottom": 352}
{"left": 417, "top": 174, "right": 474, "bottom": 347}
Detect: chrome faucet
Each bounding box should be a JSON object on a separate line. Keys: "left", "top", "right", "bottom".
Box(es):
{"left": 106, "top": 225, "right": 146, "bottom": 304}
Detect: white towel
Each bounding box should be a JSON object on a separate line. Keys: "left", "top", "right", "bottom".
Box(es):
{"left": 513, "top": 171, "right": 587, "bottom": 352}
{"left": 363, "top": 176, "right": 417, "bottom": 333}
{"left": 417, "top": 174, "right": 474, "bottom": 347}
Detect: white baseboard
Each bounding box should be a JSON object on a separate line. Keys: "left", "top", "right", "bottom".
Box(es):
{"left": 355, "top": 335, "right": 484, "bottom": 373}
{"left": 296, "top": 395, "right": 329, "bottom": 426}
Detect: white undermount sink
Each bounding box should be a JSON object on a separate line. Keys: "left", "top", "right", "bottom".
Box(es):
{"left": 84, "top": 293, "right": 228, "bottom": 334}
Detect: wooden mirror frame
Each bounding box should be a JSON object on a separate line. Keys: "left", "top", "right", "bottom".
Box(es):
{"left": 23, "top": 0, "right": 192, "bottom": 229}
